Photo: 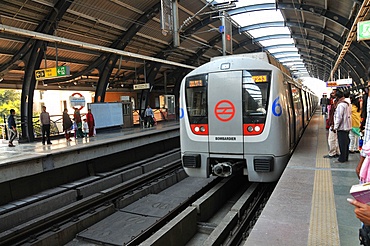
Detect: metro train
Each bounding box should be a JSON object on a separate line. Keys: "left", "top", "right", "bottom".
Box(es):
{"left": 179, "top": 53, "right": 318, "bottom": 182}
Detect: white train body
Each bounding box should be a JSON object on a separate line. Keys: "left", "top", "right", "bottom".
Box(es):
{"left": 179, "top": 53, "right": 317, "bottom": 182}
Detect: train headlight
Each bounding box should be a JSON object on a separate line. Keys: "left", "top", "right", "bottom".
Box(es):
{"left": 243, "top": 123, "right": 264, "bottom": 135}
{"left": 190, "top": 124, "right": 209, "bottom": 135}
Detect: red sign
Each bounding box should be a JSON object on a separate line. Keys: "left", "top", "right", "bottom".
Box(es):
{"left": 214, "top": 100, "right": 235, "bottom": 122}
{"left": 70, "top": 92, "right": 85, "bottom": 110}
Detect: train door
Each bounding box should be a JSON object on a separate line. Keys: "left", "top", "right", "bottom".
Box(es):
{"left": 302, "top": 91, "right": 309, "bottom": 126}
{"left": 291, "top": 85, "right": 303, "bottom": 138}
{"left": 208, "top": 71, "right": 243, "bottom": 154}
{"left": 285, "top": 83, "right": 295, "bottom": 149}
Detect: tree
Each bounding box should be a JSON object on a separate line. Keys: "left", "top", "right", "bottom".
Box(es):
{"left": 0, "top": 90, "right": 21, "bottom": 138}
{"left": 0, "top": 89, "right": 21, "bottom": 117}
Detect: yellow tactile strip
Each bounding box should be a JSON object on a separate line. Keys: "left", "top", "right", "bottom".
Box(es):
{"left": 308, "top": 119, "right": 340, "bottom": 245}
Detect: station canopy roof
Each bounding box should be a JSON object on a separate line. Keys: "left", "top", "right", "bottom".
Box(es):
{"left": 0, "top": 0, "right": 369, "bottom": 91}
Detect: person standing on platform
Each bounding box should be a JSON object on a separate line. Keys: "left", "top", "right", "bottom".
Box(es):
{"left": 349, "top": 96, "right": 361, "bottom": 153}
{"left": 324, "top": 90, "right": 340, "bottom": 158}
{"left": 86, "top": 109, "right": 95, "bottom": 137}
{"left": 40, "top": 106, "right": 52, "bottom": 145}
{"left": 326, "top": 90, "right": 336, "bottom": 129}
{"left": 333, "top": 90, "right": 351, "bottom": 163}
{"left": 357, "top": 86, "right": 370, "bottom": 179}
{"left": 62, "top": 108, "right": 73, "bottom": 141}
{"left": 320, "top": 94, "right": 328, "bottom": 115}
{"left": 73, "top": 107, "right": 83, "bottom": 138}
{"left": 144, "top": 105, "right": 154, "bottom": 128}
{"left": 82, "top": 119, "right": 89, "bottom": 138}
{"left": 7, "top": 109, "right": 17, "bottom": 147}
{"left": 348, "top": 199, "right": 370, "bottom": 245}
{"left": 352, "top": 72, "right": 370, "bottom": 246}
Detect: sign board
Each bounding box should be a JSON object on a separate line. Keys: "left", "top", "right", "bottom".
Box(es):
{"left": 35, "top": 66, "right": 70, "bottom": 80}
{"left": 89, "top": 103, "right": 124, "bottom": 129}
{"left": 336, "top": 78, "right": 353, "bottom": 85}
{"left": 120, "top": 96, "right": 130, "bottom": 101}
{"left": 224, "top": 16, "right": 233, "bottom": 54}
{"left": 326, "top": 81, "right": 338, "bottom": 87}
{"left": 69, "top": 92, "right": 85, "bottom": 110}
{"left": 133, "top": 83, "right": 150, "bottom": 90}
{"left": 358, "top": 20, "right": 370, "bottom": 41}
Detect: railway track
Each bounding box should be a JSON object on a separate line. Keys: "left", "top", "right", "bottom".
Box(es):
{"left": 138, "top": 177, "right": 275, "bottom": 246}
{"left": 1, "top": 148, "right": 275, "bottom": 245}
{"left": 66, "top": 176, "right": 274, "bottom": 246}
{"left": 0, "top": 148, "right": 183, "bottom": 245}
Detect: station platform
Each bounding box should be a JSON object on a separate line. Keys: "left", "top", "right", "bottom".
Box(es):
{"left": 246, "top": 111, "right": 361, "bottom": 245}
{"left": 0, "top": 121, "right": 179, "bottom": 206}
{"left": 0, "top": 121, "right": 179, "bottom": 182}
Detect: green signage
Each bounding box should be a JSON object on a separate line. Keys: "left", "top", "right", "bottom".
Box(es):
{"left": 35, "top": 66, "right": 70, "bottom": 80}
{"left": 357, "top": 20, "right": 370, "bottom": 41}
{"left": 56, "top": 66, "right": 69, "bottom": 76}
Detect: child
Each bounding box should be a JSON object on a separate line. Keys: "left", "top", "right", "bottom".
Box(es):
{"left": 72, "top": 121, "right": 77, "bottom": 138}
{"left": 82, "top": 119, "right": 89, "bottom": 138}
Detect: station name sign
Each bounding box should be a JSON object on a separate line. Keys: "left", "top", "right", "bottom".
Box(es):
{"left": 35, "top": 66, "right": 70, "bottom": 80}
{"left": 133, "top": 83, "right": 150, "bottom": 90}
{"left": 69, "top": 92, "right": 85, "bottom": 110}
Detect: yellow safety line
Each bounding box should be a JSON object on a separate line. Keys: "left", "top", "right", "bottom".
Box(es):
{"left": 308, "top": 116, "right": 340, "bottom": 246}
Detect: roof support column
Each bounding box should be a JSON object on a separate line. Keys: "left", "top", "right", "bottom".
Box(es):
{"left": 19, "top": 0, "right": 73, "bottom": 142}
{"left": 19, "top": 42, "right": 44, "bottom": 142}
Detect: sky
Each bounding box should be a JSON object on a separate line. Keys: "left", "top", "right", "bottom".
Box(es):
{"left": 301, "top": 77, "right": 331, "bottom": 96}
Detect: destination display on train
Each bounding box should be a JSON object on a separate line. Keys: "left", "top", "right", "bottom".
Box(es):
{"left": 252, "top": 75, "right": 268, "bottom": 82}
{"left": 188, "top": 79, "right": 204, "bottom": 87}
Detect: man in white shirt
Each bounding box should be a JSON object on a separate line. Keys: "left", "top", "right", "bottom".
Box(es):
{"left": 40, "top": 106, "right": 52, "bottom": 145}
{"left": 333, "top": 90, "right": 351, "bottom": 162}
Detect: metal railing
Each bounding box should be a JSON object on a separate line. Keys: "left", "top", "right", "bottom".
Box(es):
{"left": 1, "top": 114, "right": 66, "bottom": 140}
{"left": 32, "top": 117, "right": 61, "bottom": 138}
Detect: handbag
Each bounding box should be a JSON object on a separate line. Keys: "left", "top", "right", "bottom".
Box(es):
{"left": 360, "top": 225, "right": 370, "bottom": 246}
{"left": 360, "top": 142, "right": 370, "bottom": 183}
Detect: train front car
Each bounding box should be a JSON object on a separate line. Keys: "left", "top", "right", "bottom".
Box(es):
{"left": 180, "top": 55, "right": 292, "bottom": 182}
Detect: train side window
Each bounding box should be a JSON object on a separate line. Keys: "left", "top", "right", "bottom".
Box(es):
{"left": 185, "top": 75, "right": 208, "bottom": 124}
{"left": 291, "top": 85, "right": 302, "bottom": 110}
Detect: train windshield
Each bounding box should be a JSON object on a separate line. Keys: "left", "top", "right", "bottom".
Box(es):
{"left": 185, "top": 74, "right": 208, "bottom": 124}
{"left": 242, "top": 70, "right": 270, "bottom": 124}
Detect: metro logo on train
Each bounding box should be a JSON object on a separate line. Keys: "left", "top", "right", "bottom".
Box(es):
{"left": 214, "top": 100, "right": 235, "bottom": 122}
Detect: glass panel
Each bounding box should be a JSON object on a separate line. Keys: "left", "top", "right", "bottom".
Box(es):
{"left": 167, "top": 95, "right": 175, "bottom": 114}
{"left": 242, "top": 70, "right": 270, "bottom": 124}
{"left": 185, "top": 74, "right": 208, "bottom": 124}
{"left": 291, "top": 85, "right": 302, "bottom": 110}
